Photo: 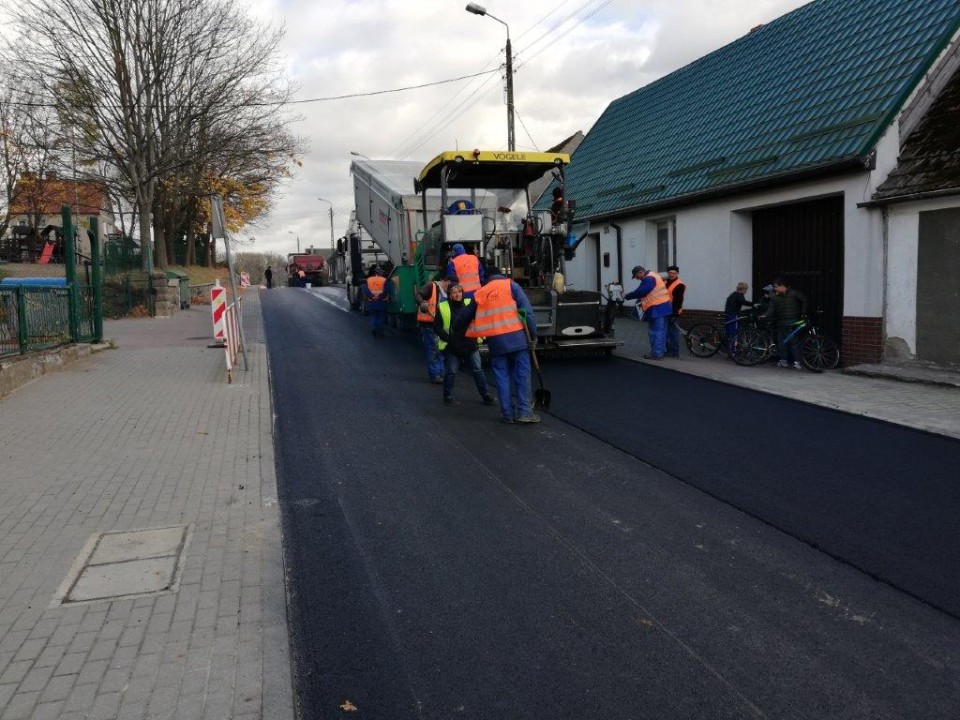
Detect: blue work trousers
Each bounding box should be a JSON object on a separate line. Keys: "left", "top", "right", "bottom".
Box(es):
{"left": 443, "top": 350, "right": 488, "bottom": 399}
{"left": 666, "top": 316, "right": 681, "bottom": 356}
{"left": 647, "top": 315, "right": 667, "bottom": 357}
{"left": 491, "top": 350, "right": 532, "bottom": 420}
{"left": 368, "top": 308, "right": 386, "bottom": 336}
{"left": 420, "top": 326, "right": 444, "bottom": 380}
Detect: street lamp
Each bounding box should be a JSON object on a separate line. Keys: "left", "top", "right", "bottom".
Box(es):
{"left": 465, "top": 2, "right": 514, "bottom": 151}
{"left": 317, "top": 197, "right": 335, "bottom": 250}
{"left": 287, "top": 230, "right": 299, "bottom": 253}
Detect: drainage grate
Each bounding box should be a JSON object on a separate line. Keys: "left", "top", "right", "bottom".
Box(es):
{"left": 55, "top": 526, "right": 190, "bottom": 605}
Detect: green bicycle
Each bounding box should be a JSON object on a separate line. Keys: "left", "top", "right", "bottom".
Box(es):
{"left": 733, "top": 314, "right": 840, "bottom": 372}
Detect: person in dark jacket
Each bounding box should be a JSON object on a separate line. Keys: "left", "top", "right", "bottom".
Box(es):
{"left": 664, "top": 265, "right": 686, "bottom": 357}
{"left": 723, "top": 281, "right": 754, "bottom": 351}
{"left": 454, "top": 267, "right": 539, "bottom": 424}
{"left": 434, "top": 283, "right": 495, "bottom": 407}
{"left": 263, "top": 265, "right": 273, "bottom": 289}
{"left": 762, "top": 277, "right": 809, "bottom": 368}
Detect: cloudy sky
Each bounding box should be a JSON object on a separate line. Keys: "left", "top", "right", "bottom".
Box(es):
{"left": 242, "top": 0, "right": 810, "bottom": 257}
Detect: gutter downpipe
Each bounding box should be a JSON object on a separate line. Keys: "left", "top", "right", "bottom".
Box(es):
{"left": 609, "top": 222, "right": 624, "bottom": 286}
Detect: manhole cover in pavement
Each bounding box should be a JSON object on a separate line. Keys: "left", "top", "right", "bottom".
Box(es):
{"left": 56, "top": 526, "right": 190, "bottom": 604}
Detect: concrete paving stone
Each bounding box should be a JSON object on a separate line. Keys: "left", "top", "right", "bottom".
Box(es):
{"left": 138, "top": 634, "right": 166, "bottom": 656}
{"left": 100, "top": 666, "right": 131, "bottom": 694}
{"left": 0, "top": 684, "right": 16, "bottom": 708}
{"left": 87, "top": 691, "right": 122, "bottom": 720}
{"left": 173, "top": 697, "right": 204, "bottom": 720}
{"left": 27, "top": 618, "right": 60, "bottom": 642}
{"left": 0, "top": 632, "right": 28, "bottom": 656}
{"left": 87, "top": 637, "right": 118, "bottom": 662}
{"left": 118, "top": 625, "right": 147, "bottom": 648}
{"left": 0, "top": 661, "right": 30, "bottom": 686}
{"left": 202, "top": 692, "right": 233, "bottom": 720}
{"left": 76, "top": 658, "right": 109, "bottom": 687}
{"left": 233, "top": 688, "right": 261, "bottom": 716}
{"left": 107, "top": 644, "right": 139, "bottom": 670}
{"left": 0, "top": 654, "right": 12, "bottom": 677}
{"left": 146, "top": 685, "right": 180, "bottom": 715}
{"left": 1, "top": 690, "right": 40, "bottom": 720}
{"left": 62, "top": 683, "right": 97, "bottom": 713}
{"left": 65, "top": 631, "right": 97, "bottom": 655}
{"left": 77, "top": 612, "right": 107, "bottom": 634}
{"left": 154, "top": 661, "right": 185, "bottom": 689}
{"left": 90, "top": 528, "right": 186, "bottom": 565}
{"left": 29, "top": 701, "right": 65, "bottom": 720}
{"left": 193, "top": 608, "right": 217, "bottom": 630}
{"left": 100, "top": 619, "right": 126, "bottom": 641}
{"left": 52, "top": 653, "right": 86, "bottom": 678}
{"left": 17, "top": 665, "right": 54, "bottom": 694}
{"left": 12, "top": 638, "right": 45, "bottom": 663}
{"left": 215, "top": 617, "right": 239, "bottom": 638}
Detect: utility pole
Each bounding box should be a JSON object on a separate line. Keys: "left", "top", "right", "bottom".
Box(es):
{"left": 318, "top": 197, "right": 335, "bottom": 250}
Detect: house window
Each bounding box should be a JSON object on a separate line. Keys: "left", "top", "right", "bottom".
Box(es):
{"left": 656, "top": 219, "right": 673, "bottom": 270}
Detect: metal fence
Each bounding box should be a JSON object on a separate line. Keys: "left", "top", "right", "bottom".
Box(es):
{"left": 0, "top": 285, "right": 97, "bottom": 358}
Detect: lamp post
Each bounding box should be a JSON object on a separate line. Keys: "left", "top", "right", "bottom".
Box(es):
{"left": 465, "top": 2, "right": 514, "bottom": 151}
{"left": 287, "top": 230, "right": 299, "bottom": 253}
{"left": 317, "top": 197, "right": 335, "bottom": 250}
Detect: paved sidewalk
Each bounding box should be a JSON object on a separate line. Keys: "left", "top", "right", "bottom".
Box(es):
{"left": 614, "top": 317, "right": 960, "bottom": 440}
{"left": 0, "top": 292, "right": 291, "bottom": 720}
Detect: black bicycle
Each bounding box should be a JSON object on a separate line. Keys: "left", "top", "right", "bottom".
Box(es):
{"left": 733, "top": 314, "right": 840, "bottom": 372}
{"left": 684, "top": 314, "right": 755, "bottom": 358}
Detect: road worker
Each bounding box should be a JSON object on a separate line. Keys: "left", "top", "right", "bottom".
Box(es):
{"left": 446, "top": 243, "right": 485, "bottom": 298}
{"left": 664, "top": 265, "right": 686, "bottom": 358}
{"left": 416, "top": 274, "right": 450, "bottom": 383}
{"left": 624, "top": 264, "right": 672, "bottom": 360}
{"left": 455, "top": 266, "right": 539, "bottom": 424}
{"left": 364, "top": 266, "right": 389, "bottom": 338}
{"left": 434, "top": 282, "right": 495, "bottom": 407}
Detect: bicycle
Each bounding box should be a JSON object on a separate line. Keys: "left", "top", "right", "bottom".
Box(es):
{"left": 732, "top": 313, "right": 839, "bottom": 372}
{"left": 683, "top": 314, "right": 756, "bottom": 358}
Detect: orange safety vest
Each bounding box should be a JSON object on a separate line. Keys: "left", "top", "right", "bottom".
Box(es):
{"left": 452, "top": 254, "right": 481, "bottom": 293}
{"left": 666, "top": 276, "right": 685, "bottom": 315}
{"left": 466, "top": 279, "right": 524, "bottom": 338}
{"left": 417, "top": 281, "right": 443, "bottom": 324}
{"left": 640, "top": 272, "right": 671, "bottom": 312}
{"left": 366, "top": 276, "right": 386, "bottom": 299}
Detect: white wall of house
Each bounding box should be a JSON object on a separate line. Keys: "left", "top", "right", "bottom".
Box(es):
{"left": 572, "top": 171, "right": 893, "bottom": 316}
{"left": 884, "top": 195, "right": 960, "bottom": 355}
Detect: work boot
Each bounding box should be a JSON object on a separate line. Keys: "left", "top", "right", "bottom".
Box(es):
{"left": 792, "top": 361, "right": 802, "bottom": 370}
{"left": 499, "top": 415, "right": 514, "bottom": 424}
{"left": 515, "top": 413, "right": 541, "bottom": 424}
{"left": 430, "top": 377, "right": 444, "bottom": 384}
{"left": 443, "top": 397, "right": 460, "bottom": 406}
{"left": 481, "top": 394, "right": 496, "bottom": 405}
{"left": 642, "top": 353, "right": 663, "bottom": 361}
{"left": 778, "top": 360, "right": 790, "bottom": 368}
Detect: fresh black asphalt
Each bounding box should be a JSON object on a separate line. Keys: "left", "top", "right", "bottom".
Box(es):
{"left": 263, "top": 288, "right": 960, "bottom": 720}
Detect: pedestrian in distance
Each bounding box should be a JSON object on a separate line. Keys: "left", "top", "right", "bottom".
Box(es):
{"left": 761, "top": 277, "right": 809, "bottom": 369}
{"left": 264, "top": 265, "right": 273, "bottom": 289}
{"left": 446, "top": 243, "right": 485, "bottom": 298}
{"left": 455, "top": 266, "right": 540, "bottom": 424}
{"left": 364, "top": 266, "right": 389, "bottom": 338}
{"left": 297, "top": 268, "right": 306, "bottom": 287}
{"left": 664, "top": 265, "right": 686, "bottom": 358}
{"left": 624, "top": 264, "right": 672, "bottom": 360}
{"left": 434, "top": 283, "right": 495, "bottom": 407}
{"left": 416, "top": 274, "right": 450, "bottom": 384}
{"left": 724, "top": 282, "right": 754, "bottom": 354}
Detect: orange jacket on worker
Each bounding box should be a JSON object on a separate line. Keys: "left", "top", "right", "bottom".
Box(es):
{"left": 466, "top": 279, "right": 524, "bottom": 338}
{"left": 366, "top": 276, "right": 386, "bottom": 299}
{"left": 452, "top": 254, "right": 481, "bottom": 294}
{"left": 417, "top": 281, "right": 443, "bottom": 324}
{"left": 640, "top": 272, "right": 671, "bottom": 312}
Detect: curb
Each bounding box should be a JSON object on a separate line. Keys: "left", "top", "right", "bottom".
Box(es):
{"left": 0, "top": 343, "right": 100, "bottom": 399}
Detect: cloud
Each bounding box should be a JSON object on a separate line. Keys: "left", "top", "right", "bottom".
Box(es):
{"left": 242, "top": 0, "right": 810, "bottom": 255}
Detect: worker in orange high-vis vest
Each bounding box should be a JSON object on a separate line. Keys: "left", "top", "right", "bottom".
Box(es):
{"left": 415, "top": 275, "right": 449, "bottom": 382}
{"left": 456, "top": 267, "right": 539, "bottom": 424}
{"left": 624, "top": 265, "right": 673, "bottom": 360}
{"left": 446, "top": 243, "right": 485, "bottom": 297}
{"left": 364, "top": 266, "right": 389, "bottom": 338}
{"left": 664, "top": 265, "right": 686, "bottom": 358}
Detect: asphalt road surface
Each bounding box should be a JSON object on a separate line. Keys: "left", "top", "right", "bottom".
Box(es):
{"left": 263, "top": 286, "right": 960, "bottom": 720}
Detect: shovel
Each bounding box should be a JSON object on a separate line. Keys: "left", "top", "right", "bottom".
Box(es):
{"left": 523, "top": 324, "right": 551, "bottom": 410}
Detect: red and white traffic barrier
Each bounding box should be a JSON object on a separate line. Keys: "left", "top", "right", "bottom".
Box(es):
{"left": 211, "top": 280, "right": 226, "bottom": 341}
{"left": 223, "top": 298, "right": 241, "bottom": 382}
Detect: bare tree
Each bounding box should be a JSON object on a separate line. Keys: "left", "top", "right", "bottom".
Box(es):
{"left": 8, "top": 0, "right": 300, "bottom": 272}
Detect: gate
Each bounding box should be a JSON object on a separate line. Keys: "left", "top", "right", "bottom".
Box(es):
{"left": 752, "top": 196, "right": 844, "bottom": 344}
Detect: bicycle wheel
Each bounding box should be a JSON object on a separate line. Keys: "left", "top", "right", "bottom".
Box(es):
{"left": 686, "top": 323, "right": 721, "bottom": 357}
{"left": 801, "top": 333, "right": 840, "bottom": 372}
{"left": 733, "top": 328, "right": 771, "bottom": 365}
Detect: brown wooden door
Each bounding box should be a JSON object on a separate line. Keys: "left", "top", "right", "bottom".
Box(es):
{"left": 752, "top": 196, "right": 844, "bottom": 343}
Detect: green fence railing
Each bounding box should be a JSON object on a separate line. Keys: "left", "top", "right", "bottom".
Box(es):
{"left": 0, "top": 284, "right": 97, "bottom": 358}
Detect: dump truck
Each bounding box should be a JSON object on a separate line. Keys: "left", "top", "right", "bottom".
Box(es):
{"left": 286, "top": 251, "right": 326, "bottom": 287}
{"left": 343, "top": 213, "right": 393, "bottom": 311}
{"left": 412, "top": 150, "right": 619, "bottom": 354}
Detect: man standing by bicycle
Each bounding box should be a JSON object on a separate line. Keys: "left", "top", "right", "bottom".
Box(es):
{"left": 664, "top": 265, "right": 686, "bottom": 358}
{"left": 761, "top": 277, "right": 809, "bottom": 369}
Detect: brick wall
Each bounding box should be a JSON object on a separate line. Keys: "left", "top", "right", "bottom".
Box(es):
{"left": 841, "top": 316, "right": 883, "bottom": 366}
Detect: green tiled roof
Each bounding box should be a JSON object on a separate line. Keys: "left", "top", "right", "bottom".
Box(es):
{"left": 546, "top": 0, "right": 960, "bottom": 219}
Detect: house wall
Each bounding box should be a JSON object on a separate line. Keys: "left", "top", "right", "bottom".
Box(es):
{"left": 884, "top": 195, "right": 960, "bottom": 359}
